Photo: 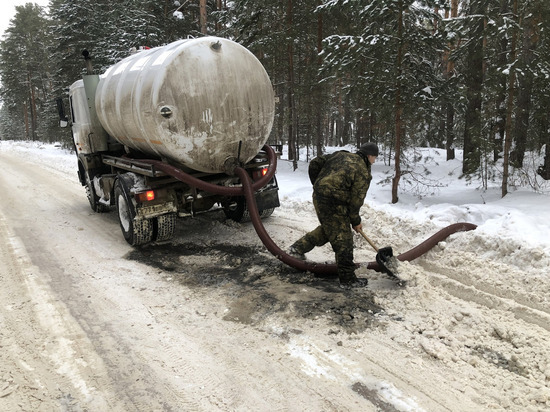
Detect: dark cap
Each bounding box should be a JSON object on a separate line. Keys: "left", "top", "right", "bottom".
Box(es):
{"left": 358, "top": 142, "right": 379, "bottom": 157}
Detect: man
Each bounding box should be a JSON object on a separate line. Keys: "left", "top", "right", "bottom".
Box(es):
{"left": 289, "top": 143, "right": 379, "bottom": 289}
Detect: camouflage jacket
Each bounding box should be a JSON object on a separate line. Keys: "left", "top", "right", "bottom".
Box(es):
{"left": 310, "top": 151, "right": 372, "bottom": 227}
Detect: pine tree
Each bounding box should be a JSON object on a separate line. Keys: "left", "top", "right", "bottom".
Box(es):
{"left": 219, "top": 0, "right": 327, "bottom": 163}
{"left": 0, "top": 3, "right": 52, "bottom": 141}
{"left": 532, "top": 1, "right": 550, "bottom": 180}
{"left": 318, "top": 0, "right": 444, "bottom": 203}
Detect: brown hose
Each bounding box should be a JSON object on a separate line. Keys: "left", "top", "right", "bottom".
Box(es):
{"left": 140, "top": 145, "right": 277, "bottom": 196}
{"left": 140, "top": 146, "right": 477, "bottom": 277}
{"left": 236, "top": 168, "right": 477, "bottom": 276}
{"left": 396, "top": 222, "right": 478, "bottom": 262}
{"left": 361, "top": 222, "right": 478, "bottom": 273}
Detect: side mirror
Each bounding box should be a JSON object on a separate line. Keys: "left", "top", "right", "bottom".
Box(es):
{"left": 56, "top": 97, "right": 69, "bottom": 127}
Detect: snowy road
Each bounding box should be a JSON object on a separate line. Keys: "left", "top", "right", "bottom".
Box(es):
{"left": 1, "top": 146, "right": 549, "bottom": 411}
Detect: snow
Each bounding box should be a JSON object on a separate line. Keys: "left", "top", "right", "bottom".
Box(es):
{"left": 2, "top": 138, "right": 549, "bottom": 267}
{"left": 0, "top": 140, "right": 77, "bottom": 174}
{"left": 276, "top": 145, "right": 550, "bottom": 254}
{"left": 1, "top": 139, "right": 550, "bottom": 410}
{"left": 421, "top": 85, "right": 432, "bottom": 95}
{"left": 2, "top": 138, "right": 549, "bottom": 255}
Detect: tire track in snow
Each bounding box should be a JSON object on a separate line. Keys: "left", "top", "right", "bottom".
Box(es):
{"left": 0, "top": 212, "right": 114, "bottom": 411}
{"left": 421, "top": 261, "right": 550, "bottom": 332}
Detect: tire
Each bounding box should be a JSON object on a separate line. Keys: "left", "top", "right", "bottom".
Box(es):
{"left": 153, "top": 213, "right": 177, "bottom": 242}
{"left": 223, "top": 197, "right": 248, "bottom": 222}
{"left": 223, "top": 197, "right": 273, "bottom": 222}
{"left": 259, "top": 208, "right": 274, "bottom": 219}
{"left": 85, "top": 172, "right": 110, "bottom": 213}
{"left": 114, "top": 175, "right": 153, "bottom": 246}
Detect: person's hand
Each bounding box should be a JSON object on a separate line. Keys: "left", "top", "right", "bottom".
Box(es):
{"left": 352, "top": 223, "right": 362, "bottom": 233}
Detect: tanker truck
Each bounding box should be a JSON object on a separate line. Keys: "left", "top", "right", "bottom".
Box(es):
{"left": 59, "top": 37, "right": 280, "bottom": 246}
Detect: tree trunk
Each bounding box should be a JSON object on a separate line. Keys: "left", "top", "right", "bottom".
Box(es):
{"left": 391, "top": 0, "right": 404, "bottom": 204}
{"left": 462, "top": 4, "right": 484, "bottom": 175}
{"left": 335, "top": 79, "right": 343, "bottom": 146}
{"left": 315, "top": 2, "right": 324, "bottom": 158}
{"left": 356, "top": 111, "right": 367, "bottom": 148}
{"left": 538, "top": 128, "right": 550, "bottom": 180}
{"left": 445, "top": 104, "right": 455, "bottom": 160}
{"left": 215, "top": 0, "right": 222, "bottom": 32}
{"left": 511, "top": 75, "right": 532, "bottom": 168}
{"left": 502, "top": 0, "right": 518, "bottom": 198}
{"left": 23, "top": 103, "right": 30, "bottom": 140}
{"left": 511, "top": 14, "right": 537, "bottom": 168}
{"left": 341, "top": 92, "right": 351, "bottom": 146}
{"left": 329, "top": 115, "right": 335, "bottom": 146}
{"left": 276, "top": 84, "right": 285, "bottom": 146}
{"left": 369, "top": 111, "right": 375, "bottom": 144}
{"left": 199, "top": 0, "right": 207, "bottom": 35}
{"left": 28, "top": 71, "right": 38, "bottom": 141}
{"left": 493, "top": 0, "right": 509, "bottom": 162}
{"left": 445, "top": 0, "right": 459, "bottom": 161}
{"left": 493, "top": 40, "right": 507, "bottom": 162}
{"left": 435, "top": 112, "right": 445, "bottom": 149}
{"left": 286, "top": 0, "right": 297, "bottom": 169}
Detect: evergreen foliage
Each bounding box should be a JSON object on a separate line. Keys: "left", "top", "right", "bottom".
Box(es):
{"left": 1, "top": 0, "right": 549, "bottom": 198}
{"left": 0, "top": 3, "right": 52, "bottom": 141}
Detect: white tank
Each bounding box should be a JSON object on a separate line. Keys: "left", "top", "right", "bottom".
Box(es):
{"left": 95, "top": 37, "right": 275, "bottom": 173}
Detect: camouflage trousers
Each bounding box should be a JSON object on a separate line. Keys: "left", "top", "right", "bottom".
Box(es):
{"left": 291, "top": 193, "right": 357, "bottom": 283}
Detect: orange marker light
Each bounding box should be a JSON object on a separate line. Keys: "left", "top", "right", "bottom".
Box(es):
{"left": 252, "top": 168, "right": 269, "bottom": 181}
{"left": 137, "top": 191, "right": 155, "bottom": 202}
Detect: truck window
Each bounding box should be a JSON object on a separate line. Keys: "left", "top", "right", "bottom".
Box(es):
{"left": 69, "top": 96, "right": 76, "bottom": 123}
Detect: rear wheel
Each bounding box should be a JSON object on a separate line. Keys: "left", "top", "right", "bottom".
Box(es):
{"left": 223, "top": 197, "right": 274, "bottom": 222}
{"left": 114, "top": 175, "right": 153, "bottom": 246}
{"left": 153, "top": 213, "right": 177, "bottom": 242}
{"left": 223, "top": 197, "right": 248, "bottom": 222}
{"left": 259, "top": 208, "right": 274, "bottom": 219}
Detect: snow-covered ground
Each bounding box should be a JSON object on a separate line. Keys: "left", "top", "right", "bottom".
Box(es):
{"left": 2, "top": 139, "right": 549, "bottom": 252}
{"left": 1, "top": 139, "right": 549, "bottom": 411}
{"left": 279, "top": 144, "right": 550, "bottom": 251}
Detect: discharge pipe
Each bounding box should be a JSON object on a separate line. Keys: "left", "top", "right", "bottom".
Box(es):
{"left": 142, "top": 146, "right": 477, "bottom": 277}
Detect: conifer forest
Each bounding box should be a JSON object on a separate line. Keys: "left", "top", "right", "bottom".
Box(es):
{"left": 1, "top": 0, "right": 549, "bottom": 202}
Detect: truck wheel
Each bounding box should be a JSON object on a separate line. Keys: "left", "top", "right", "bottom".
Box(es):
{"left": 153, "top": 213, "right": 177, "bottom": 242}
{"left": 85, "top": 173, "right": 110, "bottom": 213}
{"left": 114, "top": 175, "right": 153, "bottom": 246}
{"left": 259, "top": 208, "right": 274, "bottom": 219}
{"left": 223, "top": 197, "right": 248, "bottom": 222}
{"left": 223, "top": 197, "right": 273, "bottom": 222}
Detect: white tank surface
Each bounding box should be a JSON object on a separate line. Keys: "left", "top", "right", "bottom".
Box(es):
{"left": 95, "top": 37, "right": 275, "bottom": 173}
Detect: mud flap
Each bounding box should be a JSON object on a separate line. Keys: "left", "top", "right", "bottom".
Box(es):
{"left": 255, "top": 187, "right": 280, "bottom": 211}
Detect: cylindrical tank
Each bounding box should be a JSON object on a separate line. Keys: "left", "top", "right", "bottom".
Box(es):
{"left": 95, "top": 37, "right": 275, "bottom": 173}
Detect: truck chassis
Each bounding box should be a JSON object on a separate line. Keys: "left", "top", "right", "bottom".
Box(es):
{"left": 76, "top": 150, "right": 279, "bottom": 246}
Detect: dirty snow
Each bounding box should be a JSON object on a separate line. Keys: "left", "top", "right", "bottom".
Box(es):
{"left": 1, "top": 140, "right": 549, "bottom": 411}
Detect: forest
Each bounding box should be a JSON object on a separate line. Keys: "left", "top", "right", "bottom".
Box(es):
{"left": 1, "top": 0, "right": 549, "bottom": 202}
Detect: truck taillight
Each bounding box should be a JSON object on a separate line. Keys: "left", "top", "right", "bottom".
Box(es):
{"left": 136, "top": 191, "right": 155, "bottom": 202}
{"left": 252, "top": 167, "right": 268, "bottom": 181}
